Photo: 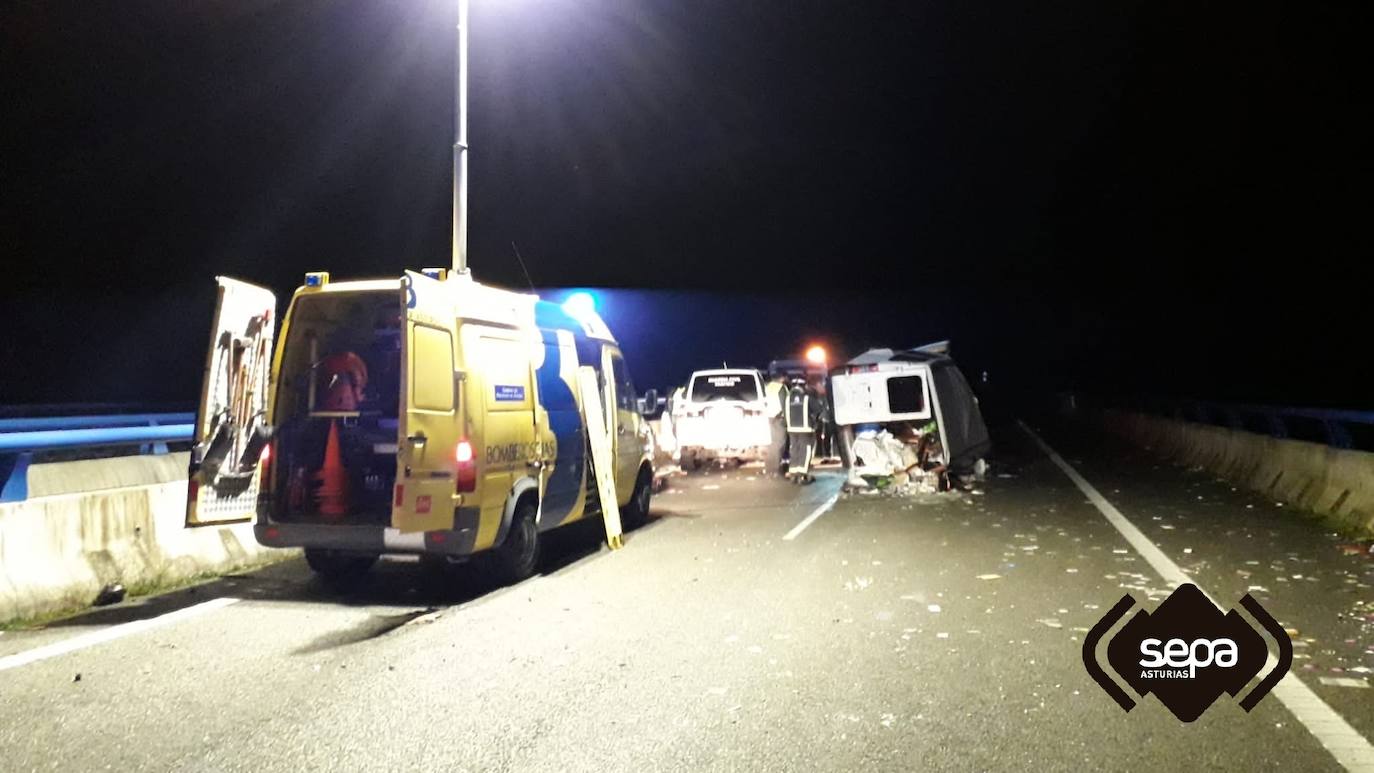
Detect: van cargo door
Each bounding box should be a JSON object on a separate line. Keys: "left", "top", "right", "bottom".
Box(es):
{"left": 467, "top": 331, "right": 537, "bottom": 539}
{"left": 186, "top": 277, "right": 276, "bottom": 526}
{"left": 395, "top": 270, "right": 459, "bottom": 533}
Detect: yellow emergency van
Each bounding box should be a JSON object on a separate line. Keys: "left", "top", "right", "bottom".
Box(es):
{"left": 185, "top": 269, "right": 657, "bottom": 583}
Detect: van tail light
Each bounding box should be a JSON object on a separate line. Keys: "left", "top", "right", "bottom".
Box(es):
{"left": 259, "top": 443, "right": 272, "bottom": 481}
{"left": 456, "top": 440, "right": 477, "bottom": 493}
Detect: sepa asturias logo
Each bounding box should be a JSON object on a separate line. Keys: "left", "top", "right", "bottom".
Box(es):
{"left": 1083, "top": 583, "right": 1293, "bottom": 722}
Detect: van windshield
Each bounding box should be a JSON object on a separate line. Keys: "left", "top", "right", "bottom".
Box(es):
{"left": 689, "top": 373, "right": 759, "bottom": 402}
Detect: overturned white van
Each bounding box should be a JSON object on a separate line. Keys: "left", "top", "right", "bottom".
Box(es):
{"left": 829, "top": 342, "right": 990, "bottom": 485}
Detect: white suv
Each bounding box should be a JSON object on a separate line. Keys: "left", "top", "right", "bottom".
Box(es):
{"left": 674, "top": 369, "right": 772, "bottom": 469}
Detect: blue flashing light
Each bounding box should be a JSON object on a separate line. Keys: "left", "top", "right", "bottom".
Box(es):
{"left": 562, "top": 291, "right": 597, "bottom": 318}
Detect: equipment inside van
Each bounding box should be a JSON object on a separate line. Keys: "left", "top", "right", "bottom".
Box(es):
{"left": 186, "top": 271, "right": 656, "bottom": 584}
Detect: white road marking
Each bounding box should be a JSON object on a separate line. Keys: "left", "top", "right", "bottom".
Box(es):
{"left": 783, "top": 492, "right": 840, "bottom": 541}
{"left": 0, "top": 597, "right": 241, "bottom": 673}
{"left": 1020, "top": 421, "right": 1374, "bottom": 771}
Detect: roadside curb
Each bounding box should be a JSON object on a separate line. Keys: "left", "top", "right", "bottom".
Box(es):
{"left": 1099, "top": 411, "right": 1374, "bottom": 538}
{"left": 1, "top": 460, "right": 294, "bottom": 625}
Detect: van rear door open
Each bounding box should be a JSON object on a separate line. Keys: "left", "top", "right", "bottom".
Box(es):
{"left": 187, "top": 277, "right": 276, "bottom": 526}
{"left": 394, "top": 270, "right": 460, "bottom": 533}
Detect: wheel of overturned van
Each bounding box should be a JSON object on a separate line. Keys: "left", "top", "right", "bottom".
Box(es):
{"left": 680, "top": 450, "right": 699, "bottom": 472}
{"left": 621, "top": 468, "right": 652, "bottom": 530}
{"left": 491, "top": 499, "right": 540, "bottom": 585}
{"left": 305, "top": 549, "right": 378, "bottom": 586}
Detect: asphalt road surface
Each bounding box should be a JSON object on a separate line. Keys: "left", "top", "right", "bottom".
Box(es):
{"left": 3, "top": 419, "right": 1374, "bottom": 771}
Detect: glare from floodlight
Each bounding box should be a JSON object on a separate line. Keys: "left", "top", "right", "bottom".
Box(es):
{"left": 563, "top": 291, "right": 597, "bottom": 318}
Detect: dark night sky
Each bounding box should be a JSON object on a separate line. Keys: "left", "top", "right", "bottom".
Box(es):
{"left": 1, "top": 1, "right": 1367, "bottom": 408}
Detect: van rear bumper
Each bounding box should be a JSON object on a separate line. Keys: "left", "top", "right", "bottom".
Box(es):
{"left": 255, "top": 521, "right": 480, "bottom": 556}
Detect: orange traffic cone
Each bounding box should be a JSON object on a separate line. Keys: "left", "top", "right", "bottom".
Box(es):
{"left": 315, "top": 420, "right": 349, "bottom": 517}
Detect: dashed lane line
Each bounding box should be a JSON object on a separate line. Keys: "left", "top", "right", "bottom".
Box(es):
{"left": 783, "top": 492, "right": 841, "bottom": 541}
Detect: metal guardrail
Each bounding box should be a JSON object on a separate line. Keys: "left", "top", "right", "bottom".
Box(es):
{"left": 0, "top": 411, "right": 194, "bottom": 503}
{"left": 1066, "top": 394, "right": 1374, "bottom": 452}
{"left": 0, "top": 413, "right": 196, "bottom": 435}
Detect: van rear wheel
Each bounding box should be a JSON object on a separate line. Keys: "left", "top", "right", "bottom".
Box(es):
{"left": 490, "top": 499, "right": 540, "bottom": 584}
{"left": 305, "top": 549, "right": 377, "bottom": 584}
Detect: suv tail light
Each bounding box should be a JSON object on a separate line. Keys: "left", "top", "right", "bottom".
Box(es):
{"left": 456, "top": 440, "right": 477, "bottom": 493}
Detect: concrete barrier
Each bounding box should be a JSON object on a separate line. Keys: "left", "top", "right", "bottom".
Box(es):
{"left": 1102, "top": 411, "right": 1374, "bottom": 537}
{"left": 0, "top": 453, "right": 293, "bottom": 624}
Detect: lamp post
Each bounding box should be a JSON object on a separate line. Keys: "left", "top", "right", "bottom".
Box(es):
{"left": 452, "top": 0, "right": 470, "bottom": 274}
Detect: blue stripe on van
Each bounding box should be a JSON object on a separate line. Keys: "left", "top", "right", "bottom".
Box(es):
{"left": 534, "top": 302, "right": 586, "bottom": 525}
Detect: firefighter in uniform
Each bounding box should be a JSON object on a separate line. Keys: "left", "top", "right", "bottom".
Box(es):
{"left": 785, "top": 376, "right": 821, "bottom": 483}
{"left": 764, "top": 374, "right": 790, "bottom": 476}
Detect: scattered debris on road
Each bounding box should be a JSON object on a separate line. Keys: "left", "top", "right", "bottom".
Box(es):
{"left": 1318, "top": 676, "right": 1369, "bottom": 688}
{"left": 844, "top": 576, "right": 874, "bottom": 591}
{"left": 1337, "top": 542, "right": 1374, "bottom": 557}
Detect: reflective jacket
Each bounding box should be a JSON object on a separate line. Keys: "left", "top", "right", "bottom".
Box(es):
{"left": 786, "top": 388, "right": 819, "bottom": 432}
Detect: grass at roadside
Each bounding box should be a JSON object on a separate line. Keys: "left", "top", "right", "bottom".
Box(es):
{"left": 0, "top": 551, "right": 297, "bottom": 631}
